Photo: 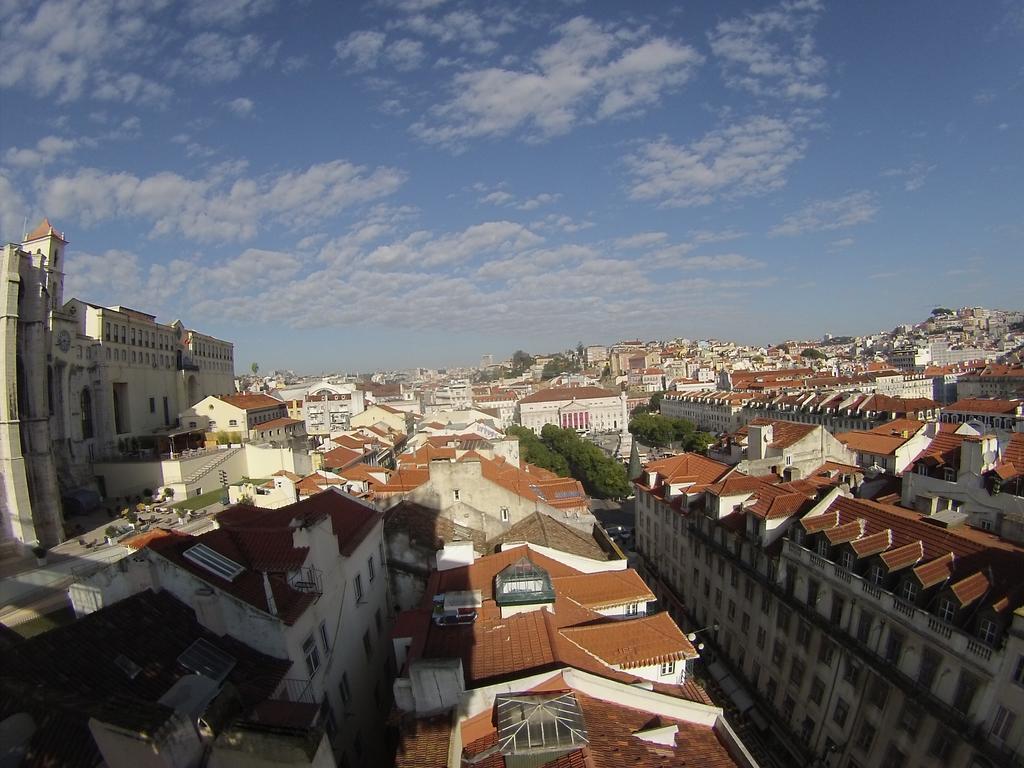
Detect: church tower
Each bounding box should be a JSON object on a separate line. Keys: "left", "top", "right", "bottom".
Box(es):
{"left": 21, "top": 218, "right": 67, "bottom": 311}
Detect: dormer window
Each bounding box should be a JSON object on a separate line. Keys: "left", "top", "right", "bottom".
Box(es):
{"left": 978, "top": 618, "right": 998, "bottom": 646}
{"left": 816, "top": 537, "right": 830, "bottom": 557}
{"left": 943, "top": 467, "right": 956, "bottom": 482}
{"left": 839, "top": 550, "right": 854, "bottom": 570}
{"left": 936, "top": 598, "right": 956, "bottom": 623}
{"left": 868, "top": 564, "right": 885, "bottom": 585}
{"left": 899, "top": 580, "right": 919, "bottom": 603}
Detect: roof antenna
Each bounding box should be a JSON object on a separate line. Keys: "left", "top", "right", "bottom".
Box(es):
{"left": 21, "top": 215, "right": 28, "bottom": 241}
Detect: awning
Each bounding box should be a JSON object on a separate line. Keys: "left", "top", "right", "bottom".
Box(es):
{"left": 706, "top": 660, "right": 755, "bottom": 713}
{"left": 62, "top": 488, "right": 102, "bottom": 516}
{"left": 749, "top": 708, "right": 769, "bottom": 731}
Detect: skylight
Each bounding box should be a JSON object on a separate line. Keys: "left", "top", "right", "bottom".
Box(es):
{"left": 496, "top": 692, "right": 589, "bottom": 755}
{"left": 177, "top": 638, "right": 237, "bottom": 683}
{"left": 183, "top": 543, "right": 245, "bottom": 581}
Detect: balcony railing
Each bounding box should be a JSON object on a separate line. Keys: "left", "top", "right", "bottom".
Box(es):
{"left": 275, "top": 677, "right": 316, "bottom": 704}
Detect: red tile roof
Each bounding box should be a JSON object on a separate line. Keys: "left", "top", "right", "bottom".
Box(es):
{"left": 24, "top": 217, "right": 67, "bottom": 242}
{"left": 734, "top": 418, "right": 817, "bottom": 449}
{"left": 945, "top": 398, "right": 1022, "bottom": 414}
{"left": 217, "top": 393, "right": 285, "bottom": 411}
{"left": 560, "top": 611, "right": 697, "bottom": 668}
{"left": 519, "top": 386, "right": 620, "bottom": 404}
{"left": 254, "top": 417, "right": 304, "bottom": 431}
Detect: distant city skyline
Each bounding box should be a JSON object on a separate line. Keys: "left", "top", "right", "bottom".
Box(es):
{"left": 2, "top": 1, "right": 1022, "bottom": 371}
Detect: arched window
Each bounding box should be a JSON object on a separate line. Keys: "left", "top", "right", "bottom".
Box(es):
{"left": 80, "top": 388, "right": 94, "bottom": 439}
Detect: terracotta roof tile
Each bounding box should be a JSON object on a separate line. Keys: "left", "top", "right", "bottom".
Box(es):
{"left": 560, "top": 611, "right": 697, "bottom": 668}
{"left": 950, "top": 571, "right": 990, "bottom": 607}
{"left": 552, "top": 570, "right": 654, "bottom": 610}
{"left": 519, "top": 386, "right": 620, "bottom": 404}
{"left": 850, "top": 529, "right": 892, "bottom": 557}
{"left": 912, "top": 551, "right": 954, "bottom": 587}
{"left": 217, "top": 393, "right": 285, "bottom": 411}
{"left": 880, "top": 540, "right": 924, "bottom": 572}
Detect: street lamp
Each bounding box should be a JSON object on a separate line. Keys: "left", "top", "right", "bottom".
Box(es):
{"left": 687, "top": 622, "right": 719, "bottom": 651}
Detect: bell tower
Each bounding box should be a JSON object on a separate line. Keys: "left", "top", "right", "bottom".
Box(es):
{"left": 21, "top": 218, "right": 67, "bottom": 311}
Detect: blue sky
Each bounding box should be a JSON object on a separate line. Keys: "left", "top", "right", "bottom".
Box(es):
{"left": 1, "top": 0, "right": 1021, "bottom": 372}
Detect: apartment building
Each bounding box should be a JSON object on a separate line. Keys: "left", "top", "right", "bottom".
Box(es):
{"left": 957, "top": 366, "right": 1024, "bottom": 400}
{"left": 902, "top": 430, "right": 1024, "bottom": 541}
{"left": 662, "top": 391, "right": 756, "bottom": 434}
{"left": 941, "top": 398, "right": 1024, "bottom": 434}
{"left": 304, "top": 382, "right": 366, "bottom": 437}
{"left": 187, "top": 393, "right": 289, "bottom": 439}
{"left": 634, "top": 459, "right": 1024, "bottom": 768}
{"left": 70, "top": 489, "right": 392, "bottom": 766}
{"left": 716, "top": 419, "right": 856, "bottom": 479}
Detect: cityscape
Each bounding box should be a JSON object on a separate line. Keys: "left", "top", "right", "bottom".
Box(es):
{"left": 2, "top": 2, "right": 1024, "bottom": 768}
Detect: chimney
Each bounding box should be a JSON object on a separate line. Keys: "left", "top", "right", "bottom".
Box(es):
{"left": 748, "top": 423, "right": 773, "bottom": 461}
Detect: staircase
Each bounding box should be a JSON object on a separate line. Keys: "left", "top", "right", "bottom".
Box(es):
{"left": 184, "top": 447, "right": 242, "bottom": 485}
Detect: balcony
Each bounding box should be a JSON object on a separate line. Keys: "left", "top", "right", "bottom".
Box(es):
{"left": 288, "top": 566, "right": 323, "bottom": 595}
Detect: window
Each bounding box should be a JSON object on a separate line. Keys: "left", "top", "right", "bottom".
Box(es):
{"left": 717, "top": 560, "right": 725, "bottom": 578}
{"left": 368, "top": 555, "right": 375, "bottom": 582}
{"left": 992, "top": 705, "right": 1016, "bottom": 742}
{"left": 782, "top": 694, "right": 795, "bottom": 721}
{"left": 952, "top": 671, "right": 978, "bottom": 714}
{"left": 809, "top": 677, "right": 825, "bottom": 705}
{"left": 660, "top": 660, "right": 675, "bottom": 676}
{"left": 977, "top": 618, "right": 998, "bottom": 645}
{"left": 354, "top": 574, "right": 364, "bottom": 602}
{"left": 777, "top": 605, "right": 791, "bottom": 632}
{"left": 797, "top": 620, "right": 811, "bottom": 648}
{"left": 1013, "top": 654, "right": 1024, "bottom": 686}
{"left": 302, "top": 635, "right": 321, "bottom": 675}
{"left": 730, "top": 565, "right": 738, "bottom": 588}
{"left": 375, "top": 608, "right": 382, "bottom": 634}
{"left": 855, "top": 721, "right": 876, "bottom": 753}
{"left": 453, "top": 489, "right": 461, "bottom": 501}
{"left": 148, "top": 397, "right": 155, "bottom": 413}
{"left": 818, "top": 637, "right": 835, "bottom": 666}
{"left": 727, "top": 599, "right": 735, "bottom": 619}
{"left": 789, "top": 658, "right": 805, "bottom": 688}
{"left": 867, "top": 676, "right": 889, "bottom": 710}
{"left": 843, "top": 658, "right": 861, "bottom": 686}
{"left": 830, "top": 595, "right": 845, "bottom": 625}
{"left": 715, "top": 588, "right": 722, "bottom": 608}
{"left": 816, "top": 537, "right": 830, "bottom": 557}
{"left": 839, "top": 549, "right": 854, "bottom": 570}
{"left": 884, "top": 629, "right": 905, "bottom": 664}
{"left": 898, "top": 579, "right": 918, "bottom": 603}
{"left": 856, "top": 611, "right": 873, "bottom": 644}
{"left": 833, "top": 698, "right": 849, "bottom": 727}
{"left": 897, "top": 701, "right": 922, "bottom": 735}
{"left": 772, "top": 640, "right": 786, "bottom": 666}
{"left": 936, "top": 598, "right": 956, "bottom": 622}
{"left": 625, "top": 602, "right": 638, "bottom": 616}
{"left": 800, "top": 716, "right": 815, "bottom": 743}
{"left": 761, "top": 589, "right": 771, "bottom": 614}
{"left": 363, "top": 630, "right": 372, "bottom": 661}
{"left": 319, "top": 621, "right": 330, "bottom": 651}
{"left": 880, "top": 744, "right": 906, "bottom": 768}
{"left": 741, "top": 613, "right": 750, "bottom": 632}
{"left": 500, "top": 506, "right": 510, "bottom": 522}
{"left": 806, "top": 578, "right": 819, "bottom": 608}
{"left": 868, "top": 563, "right": 885, "bottom": 585}
{"left": 339, "top": 672, "right": 351, "bottom": 705}
{"left": 756, "top": 627, "right": 766, "bottom": 650}
{"left": 927, "top": 728, "right": 954, "bottom": 760}
{"left": 744, "top": 579, "right": 754, "bottom": 600}
{"left": 751, "top": 661, "right": 761, "bottom": 686}
{"left": 917, "top": 647, "right": 941, "bottom": 690}
{"left": 766, "top": 676, "right": 777, "bottom": 702}
{"left": 943, "top": 467, "right": 956, "bottom": 481}
{"left": 80, "top": 388, "right": 94, "bottom": 439}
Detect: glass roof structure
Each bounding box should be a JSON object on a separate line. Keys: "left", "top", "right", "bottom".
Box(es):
{"left": 494, "top": 557, "right": 556, "bottom": 607}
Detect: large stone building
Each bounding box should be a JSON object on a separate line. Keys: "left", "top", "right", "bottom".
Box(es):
{"left": 516, "top": 385, "right": 628, "bottom": 434}
{"left": 634, "top": 457, "right": 1024, "bottom": 768}
{"left": 1, "top": 220, "right": 234, "bottom": 547}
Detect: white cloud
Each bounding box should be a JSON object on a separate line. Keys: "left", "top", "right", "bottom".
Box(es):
{"left": 691, "top": 228, "right": 746, "bottom": 244}
{"left": 709, "top": 0, "right": 828, "bottom": 100}
{"left": 0, "top": 0, "right": 170, "bottom": 101}
{"left": 174, "top": 33, "right": 269, "bottom": 82}
{"left": 182, "top": 0, "right": 276, "bottom": 27}
{"left": 882, "top": 161, "right": 936, "bottom": 192}
{"left": 386, "top": 38, "right": 425, "bottom": 70}
{"left": 614, "top": 232, "right": 668, "bottom": 249}
{"left": 3, "top": 135, "right": 80, "bottom": 167}
{"left": 676, "top": 253, "right": 764, "bottom": 270}
{"left": 476, "top": 185, "right": 561, "bottom": 210}
{"left": 365, "top": 221, "right": 544, "bottom": 268}
{"left": 93, "top": 71, "right": 172, "bottom": 106}
{"left": 770, "top": 191, "right": 879, "bottom": 236}
{"left": 335, "top": 31, "right": 387, "bottom": 70}
{"left": 226, "top": 97, "right": 255, "bottom": 116}
{"left": 392, "top": 7, "right": 515, "bottom": 55}
{"left": 626, "top": 115, "right": 805, "bottom": 207}
{"left": 411, "top": 16, "right": 703, "bottom": 145}
{"left": 830, "top": 237, "right": 855, "bottom": 249}
{"left": 40, "top": 159, "right": 407, "bottom": 242}
{"left": 0, "top": 170, "right": 29, "bottom": 243}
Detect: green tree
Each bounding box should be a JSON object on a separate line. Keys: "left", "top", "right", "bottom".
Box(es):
{"left": 251, "top": 361, "right": 260, "bottom": 377}
{"left": 542, "top": 354, "right": 581, "bottom": 379}
{"left": 629, "top": 413, "right": 675, "bottom": 447}
{"left": 536, "top": 425, "right": 631, "bottom": 498}
{"left": 511, "top": 350, "right": 534, "bottom": 374}
{"left": 506, "top": 426, "right": 570, "bottom": 476}
{"left": 800, "top": 348, "right": 826, "bottom": 359}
